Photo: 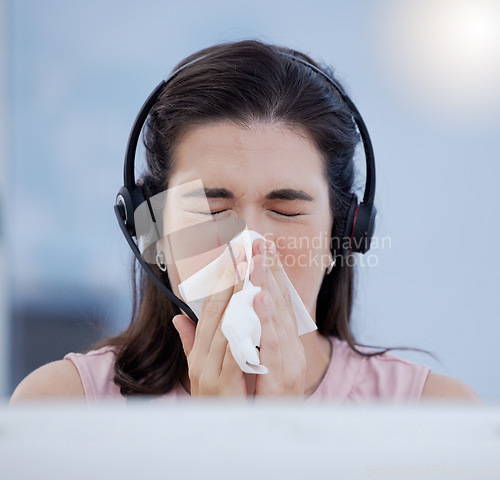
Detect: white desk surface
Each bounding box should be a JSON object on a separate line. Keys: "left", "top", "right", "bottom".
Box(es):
{"left": 1, "top": 400, "right": 500, "bottom": 480}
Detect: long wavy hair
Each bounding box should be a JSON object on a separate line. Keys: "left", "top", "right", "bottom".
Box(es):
{"left": 93, "top": 40, "right": 402, "bottom": 396}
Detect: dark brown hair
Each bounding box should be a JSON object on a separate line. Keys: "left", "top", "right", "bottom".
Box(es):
{"left": 94, "top": 40, "right": 406, "bottom": 396}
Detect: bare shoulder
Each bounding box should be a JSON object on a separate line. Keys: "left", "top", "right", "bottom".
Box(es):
{"left": 421, "top": 373, "right": 482, "bottom": 403}
{"left": 9, "top": 359, "right": 85, "bottom": 405}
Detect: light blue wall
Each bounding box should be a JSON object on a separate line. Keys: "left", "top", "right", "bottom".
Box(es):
{"left": 7, "top": 0, "right": 500, "bottom": 399}
{"left": 0, "top": 0, "right": 8, "bottom": 397}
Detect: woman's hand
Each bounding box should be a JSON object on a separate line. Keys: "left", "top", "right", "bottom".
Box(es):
{"left": 172, "top": 244, "right": 250, "bottom": 397}
{"left": 250, "top": 239, "right": 307, "bottom": 397}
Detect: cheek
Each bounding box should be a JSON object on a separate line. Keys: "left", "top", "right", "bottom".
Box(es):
{"left": 276, "top": 231, "right": 331, "bottom": 311}
{"left": 275, "top": 226, "right": 332, "bottom": 270}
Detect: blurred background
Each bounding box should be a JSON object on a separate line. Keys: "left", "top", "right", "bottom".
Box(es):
{"left": 1, "top": 0, "right": 499, "bottom": 400}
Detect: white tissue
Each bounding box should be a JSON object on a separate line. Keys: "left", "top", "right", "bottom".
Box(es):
{"left": 178, "top": 229, "right": 317, "bottom": 374}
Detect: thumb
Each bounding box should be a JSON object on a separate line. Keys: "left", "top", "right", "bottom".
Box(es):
{"left": 172, "top": 314, "right": 196, "bottom": 358}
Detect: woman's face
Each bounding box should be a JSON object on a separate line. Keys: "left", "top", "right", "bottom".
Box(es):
{"left": 162, "top": 122, "right": 333, "bottom": 320}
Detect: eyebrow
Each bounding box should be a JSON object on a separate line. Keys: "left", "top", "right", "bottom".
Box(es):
{"left": 182, "top": 187, "right": 314, "bottom": 202}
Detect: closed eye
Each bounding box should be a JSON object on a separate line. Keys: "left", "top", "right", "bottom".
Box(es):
{"left": 198, "top": 210, "right": 300, "bottom": 217}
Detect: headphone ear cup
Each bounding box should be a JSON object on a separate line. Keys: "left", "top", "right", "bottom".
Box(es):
{"left": 116, "top": 185, "right": 145, "bottom": 237}
{"left": 350, "top": 203, "right": 376, "bottom": 254}
{"left": 340, "top": 194, "right": 359, "bottom": 252}
{"left": 338, "top": 194, "right": 376, "bottom": 254}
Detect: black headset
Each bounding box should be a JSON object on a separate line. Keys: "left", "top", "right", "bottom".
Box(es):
{"left": 114, "top": 51, "right": 376, "bottom": 325}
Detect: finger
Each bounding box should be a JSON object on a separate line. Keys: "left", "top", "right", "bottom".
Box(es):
{"left": 249, "top": 253, "right": 267, "bottom": 287}
{"left": 249, "top": 240, "right": 278, "bottom": 289}
{"left": 204, "top": 322, "right": 230, "bottom": 376}
{"left": 257, "top": 288, "right": 301, "bottom": 388}
{"left": 257, "top": 250, "right": 301, "bottom": 364}
{"left": 255, "top": 291, "right": 306, "bottom": 396}
{"left": 251, "top": 241, "right": 298, "bottom": 340}
{"left": 258, "top": 282, "right": 296, "bottom": 359}
{"left": 253, "top": 290, "right": 282, "bottom": 373}
{"left": 252, "top": 238, "right": 266, "bottom": 259}
{"left": 251, "top": 238, "right": 277, "bottom": 280}
{"left": 265, "top": 271, "right": 303, "bottom": 362}
{"left": 265, "top": 252, "right": 298, "bottom": 337}
{"left": 220, "top": 343, "right": 247, "bottom": 386}
{"left": 172, "top": 314, "right": 197, "bottom": 358}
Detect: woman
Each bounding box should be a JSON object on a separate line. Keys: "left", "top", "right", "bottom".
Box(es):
{"left": 11, "top": 40, "right": 480, "bottom": 403}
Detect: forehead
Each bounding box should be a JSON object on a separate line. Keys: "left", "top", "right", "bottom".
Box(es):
{"left": 168, "top": 122, "right": 326, "bottom": 192}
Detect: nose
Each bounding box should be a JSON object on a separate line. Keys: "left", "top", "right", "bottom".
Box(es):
{"left": 234, "top": 207, "right": 269, "bottom": 239}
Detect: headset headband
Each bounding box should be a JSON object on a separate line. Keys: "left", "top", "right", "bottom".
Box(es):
{"left": 123, "top": 54, "right": 376, "bottom": 207}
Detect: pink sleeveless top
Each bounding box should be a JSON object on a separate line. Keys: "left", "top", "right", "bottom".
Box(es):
{"left": 64, "top": 337, "right": 430, "bottom": 403}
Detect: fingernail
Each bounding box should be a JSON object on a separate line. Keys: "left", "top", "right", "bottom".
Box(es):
{"left": 266, "top": 240, "right": 276, "bottom": 257}
{"left": 259, "top": 240, "right": 266, "bottom": 256}
{"left": 262, "top": 291, "right": 268, "bottom": 307}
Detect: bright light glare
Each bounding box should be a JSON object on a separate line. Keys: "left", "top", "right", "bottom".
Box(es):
{"left": 373, "top": 0, "right": 500, "bottom": 125}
